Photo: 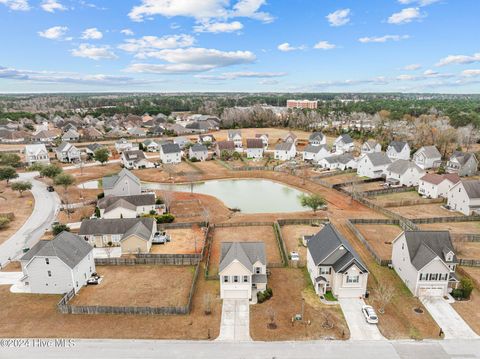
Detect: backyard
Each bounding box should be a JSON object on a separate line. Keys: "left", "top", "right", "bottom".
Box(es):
{"left": 388, "top": 203, "right": 463, "bottom": 219}
{"left": 151, "top": 226, "right": 206, "bottom": 254}
{"left": 355, "top": 224, "right": 404, "bottom": 261}
{"left": 280, "top": 224, "right": 324, "bottom": 263}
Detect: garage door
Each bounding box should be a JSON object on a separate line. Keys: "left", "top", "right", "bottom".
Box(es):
{"left": 418, "top": 286, "right": 444, "bottom": 297}
{"left": 223, "top": 290, "right": 248, "bottom": 299}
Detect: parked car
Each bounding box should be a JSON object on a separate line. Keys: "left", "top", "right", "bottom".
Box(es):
{"left": 46, "top": 185, "right": 55, "bottom": 192}
{"left": 152, "top": 231, "right": 171, "bottom": 244}
{"left": 362, "top": 305, "right": 378, "bottom": 324}
{"left": 87, "top": 277, "right": 99, "bottom": 285}
{"left": 290, "top": 251, "right": 300, "bottom": 261}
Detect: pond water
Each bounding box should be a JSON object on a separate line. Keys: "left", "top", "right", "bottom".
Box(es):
{"left": 143, "top": 179, "right": 308, "bottom": 213}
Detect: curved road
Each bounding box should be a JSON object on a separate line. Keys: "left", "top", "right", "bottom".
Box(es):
{"left": 0, "top": 172, "right": 60, "bottom": 267}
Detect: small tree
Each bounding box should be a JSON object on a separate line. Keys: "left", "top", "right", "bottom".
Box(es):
{"left": 0, "top": 216, "right": 11, "bottom": 229}
{"left": 266, "top": 307, "right": 277, "bottom": 329}
{"left": 0, "top": 153, "right": 21, "bottom": 167}
{"left": 40, "top": 164, "right": 63, "bottom": 179}
{"left": 94, "top": 147, "right": 110, "bottom": 165}
{"left": 27, "top": 162, "right": 46, "bottom": 172}
{"left": 0, "top": 166, "right": 18, "bottom": 185}
{"left": 299, "top": 194, "right": 326, "bottom": 212}
{"left": 11, "top": 181, "right": 32, "bottom": 197}
{"left": 203, "top": 293, "right": 213, "bottom": 315}
{"left": 460, "top": 277, "right": 474, "bottom": 299}
{"left": 376, "top": 282, "right": 395, "bottom": 314}
{"left": 54, "top": 173, "right": 75, "bottom": 219}
{"left": 52, "top": 223, "right": 70, "bottom": 235}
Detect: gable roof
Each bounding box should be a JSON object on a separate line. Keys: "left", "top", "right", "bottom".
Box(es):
{"left": 421, "top": 173, "right": 460, "bottom": 186}
{"left": 102, "top": 168, "right": 140, "bottom": 190}
{"left": 219, "top": 242, "right": 266, "bottom": 273}
{"left": 227, "top": 129, "right": 241, "bottom": 139}
{"left": 275, "top": 141, "right": 294, "bottom": 151}
{"left": 363, "top": 139, "right": 379, "bottom": 149}
{"left": 401, "top": 231, "right": 457, "bottom": 270}
{"left": 461, "top": 180, "right": 480, "bottom": 199}
{"left": 123, "top": 150, "right": 147, "bottom": 162}
{"left": 79, "top": 217, "right": 155, "bottom": 241}
{"left": 307, "top": 223, "right": 368, "bottom": 273}
{"left": 20, "top": 231, "right": 92, "bottom": 269}
{"left": 416, "top": 146, "right": 441, "bottom": 159}
{"left": 246, "top": 138, "right": 264, "bottom": 149}
{"left": 450, "top": 151, "right": 478, "bottom": 166}
{"left": 25, "top": 143, "right": 48, "bottom": 156}
{"left": 190, "top": 143, "right": 208, "bottom": 152}
{"left": 304, "top": 144, "right": 328, "bottom": 154}
{"left": 336, "top": 134, "right": 353, "bottom": 144}
{"left": 217, "top": 140, "right": 235, "bottom": 151}
{"left": 86, "top": 143, "right": 104, "bottom": 152}
{"left": 388, "top": 141, "right": 409, "bottom": 153}
{"left": 366, "top": 151, "right": 391, "bottom": 166}
{"left": 98, "top": 193, "right": 156, "bottom": 209}
{"left": 56, "top": 141, "right": 76, "bottom": 153}
{"left": 161, "top": 143, "right": 181, "bottom": 154}
{"left": 309, "top": 132, "right": 324, "bottom": 142}
{"left": 387, "top": 159, "right": 424, "bottom": 175}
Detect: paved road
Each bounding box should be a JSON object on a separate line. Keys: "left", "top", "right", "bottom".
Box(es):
{"left": 216, "top": 299, "right": 251, "bottom": 342}
{"left": 338, "top": 298, "right": 385, "bottom": 340}
{"left": 421, "top": 296, "right": 478, "bottom": 339}
{"left": 0, "top": 172, "right": 60, "bottom": 267}
{"left": 0, "top": 338, "right": 478, "bottom": 359}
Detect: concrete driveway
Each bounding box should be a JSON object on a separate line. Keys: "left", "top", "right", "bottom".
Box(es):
{"left": 0, "top": 271, "right": 23, "bottom": 285}
{"left": 216, "top": 299, "right": 251, "bottom": 342}
{"left": 0, "top": 172, "right": 60, "bottom": 267}
{"left": 338, "top": 298, "right": 384, "bottom": 340}
{"left": 421, "top": 296, "right": 478, "bottom": 339}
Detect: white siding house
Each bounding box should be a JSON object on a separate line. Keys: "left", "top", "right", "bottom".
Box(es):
{"left": 357, "top": 152, "right": 392, "bottom": 179}
{"left": 19, "top": 232, "right": 95, "bottom": 294}
{"left": 392, "top": 231, "right": 458, "bottom": 297}
{"left": 385, "top": 160, "right": 425, "bottom": 187}
{"left": 245, "top": 139, "right": 264, "bottom": 159}
{"left": 413, "top": 146, "right": 442, "bottom": 170}
{"left": 97, "top": 194, "right": 157, "bottom": 219}
{"left": 189, "top": 144, "right": 208, "bottom": 161}
{"left": 24, "top": 144, "right": 50, "bottom": 165}
{"left": 303, "top": 145, "right": 330, "bottom": 162}
{"left": 387, "top": 141, "right": 411, "bottom": 161}
{"left": 447, "top": 180, "right": 480, "bottom": 215}
{"left": 160, "top": 143, "right": 182, "bottom": 164}
{"left": 333, "top": 134, "right": 354, "bottom": 154}
{"left": 361, "top": 140, "right": 381, "bottom": 155}
{"left": 446, "top": 151, "right": 478, "bottom": 177}
{"left": 227, "top": 130, "right": 243, "bottom": 149}
{"left": 274, "top": 142, "right": 296, "bottom": 161}
{"left": 418, "top": 173, "right": 460, "bottom": 199}
{"left": 308, "top": 132, "right": 327, "bottom": 146}
{"left": 103, "top": 169, "right": 142, "bottom": 197}
{"left": 121, "top": 150, "right": 154, "bottom": 170}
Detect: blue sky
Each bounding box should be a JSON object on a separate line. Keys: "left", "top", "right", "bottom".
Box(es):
{"left": 0, "top": 0, "right": 479, "bottom": 93}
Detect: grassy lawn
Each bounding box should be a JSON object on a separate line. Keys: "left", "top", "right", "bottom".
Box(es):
{"left": 323, "top": 291, "right": 337, "bottom": 302}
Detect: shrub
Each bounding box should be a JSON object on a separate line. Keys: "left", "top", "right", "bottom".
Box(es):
{"left": 190, "top": 157, "right": 199, "bottom": 162}
{"left": 0, "top": 216, "right": 11, "bottom": 229}
{"left": 149, "top": 209, "right": 157, "bottom": 215}
{"left": 156, "top": 213, "right": 175, "bottom": 223}
{"left": 257, "top": 287, "right": 273, "bottom": 303}
{"left": 460, "top": 277, "right": 474, "bottom": 299}
{"left": 52, "top": 223, "right": 70, "bottom": 236}
{"left": 155, "top": 198, "right": 164, "bottom": 205}
{"left": 94, "top": 207, "right": 100, "bottom": 218}
{"left": 451, "top": 288, "right": 464, "bottom": 299}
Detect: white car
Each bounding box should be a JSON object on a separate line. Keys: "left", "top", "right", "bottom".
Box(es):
{"left": 290, "top": 251, "right": 300, "bottom": 261}
{"left": 362, "top": 305, "right": 378, "bottom": 324}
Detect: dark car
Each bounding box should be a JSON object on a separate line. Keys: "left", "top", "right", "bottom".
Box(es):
{"left": 46, "top": 186, "right": 55, "bottom": 192}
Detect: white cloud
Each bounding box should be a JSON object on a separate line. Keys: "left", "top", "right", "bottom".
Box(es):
{"left": 81, "top": 28, "right": 103, "bottom": 40}
{"left": 436, "top": 53, "right": 480, "bottom": 67}
{"left": 259, "top": 79, "right": 279, "bottom": 85}
{"left": 462, "top": 69, "right": 480, "bottom": 77}
{"left": 326, "top": 8, "right": 351, "bottom": 27}
{"left": 0, "top": 65, "right": 150, "bottom": 86}
{"left": 403, "top": 64, "right": 421, "bottom": 70}
{"left": 128, "top": 0, "right": 273, "bottom": 23}
{"left": 125, "top": 47, "right": 256, "bottom": 73}
{"left": 38, "top": 26, "right": 69, "bottom": 40}
{"left": 398, "top": 0, "right": 440, "bottom": 6}
{"left": 195, "top": 71, "right": 286, "bottom": 80}
{"left": 313, "top": 41, "right": 336, "bottom": 50}
{"left": 71, "top": 44, "right": 117, "bottom": 60}
{"left": 41, "top": 0, "right": 66, "bottom": 12}
{"left": 121, "top": 29, "right": 135, "bottom": 36}
{"left": 388, "top": 7, "right": 422, "bottom": 24}
{"left": 277, "top": 42, "right": 305, "bottom": 52}
{"left": 0, "top": 0, "right": 29, "bottom": 11}
{"left": 118, "top": 34, "right": 195, "bottom": 55}
{"left": 194, "top": 21, "right": 243, "bottom": 33}
{"left": 358, "top": 34, "right": 410, "bottom": 43}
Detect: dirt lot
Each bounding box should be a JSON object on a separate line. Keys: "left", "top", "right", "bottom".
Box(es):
{"left": 151, "top": 226, "right": 206, "bottom": 254}
{"left": 0, "top": 268, "right": 221, "bottom": 340}
{"left": 208, "top": 225, "right": 281, "bottom": 275}
{"left": 372, "top": 191, "right": 435, "bottom": 206}
{"left": 389, "top": 203, "right": 463, "bottom": 219}
{"left": 453, "top": 267, "right": 480, "bottom": 335}
{"left": 348, "top": 181, "right": 384, "bottom": 192}
{"left": 419, "top": 221, "right": 480, "bottom": 235}
{"left": 71, "top": 265, "right": 194, "bottom": 307}
{"left": 322, "top": 173, "right": 360, "bottom": 185}
{"left": 250, "top": 268, "right": 349, "bottom": 340}
{"left": 0, "top": 183, "right": 34, "bottom": 245}
{"left": 355, "top": 224, "right": 404, "bottom": 261}
{"left": 57, "top": 205, "right": 95, "bottom": 223}
{"left": 281, "top": 224, "right": 323, "bottom": 263}
{"left": 454, "top": 242, "right": 480, "bottom": 259}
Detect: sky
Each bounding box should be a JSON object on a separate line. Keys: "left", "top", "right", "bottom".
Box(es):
{"left": 0, "top": 0, "right": 479, "bottom": 93}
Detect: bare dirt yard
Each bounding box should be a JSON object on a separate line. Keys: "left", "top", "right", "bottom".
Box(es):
{"left": 57, "top": 205, "right": 95, "bottom": 223}
{"left": 388, "top": 203, "right": 463, "bottom": 219}
{"left": 355, "top": 224, "right": 404, "bottom": 261}
{"left": 372, "top": 191, "right": 438, "bottom": 206}
{"left": 65, "top": 162, "right": 123, "bottom": 183}
{"left": 454, "top": 242, "right": 480, "bottom": 259}
{"left": 322, "top": 172, "right": 360, "bottom": 185}
{"left": 419, "top": 221, "right": 480, "bottom": 235}
{"left": 151, "top": 226, "right": 206, "bottom": 254}
{"left": 250, "top": 268, "right": 349, "bottom": 340}
{"left": 208, "top": 225, "right": 280, "bottom": 276}
{"left": 0, "top": 183, "right": 34, "bottom": 245}
{"left": 71, "top": 265, "right": 194, "bottom": 307}
{"left": 281, "top": 224, "right": 324, "bottom": 262}
{"left": 0, "top": 269, "right": 221, "bottom": 340}
{"left": 453, "top": 267, "right": 480, "bottom": 335}
{"left": 347, "top": 180, "right": 384, "bottom": 193}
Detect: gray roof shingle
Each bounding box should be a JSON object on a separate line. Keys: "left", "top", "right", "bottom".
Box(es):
{"left": 366, "top": 152, "right": 392, "bottom": 166}
{"left": 219, "top": 242, "right": 266, "bottom": 273}
{"left": 98, "top": 194, "right": 156, "bottom": 209}
{"left": 161, "top": 143, "right": 181, "bottom": 154}
{"left": 387, "top": 159, "right": 424, "bottom": 175}
{"left": 79, "top": 218, "right": 155, "bottom": 242}
{"left": 102, "top": 169, "right": 141, "bottom": 190}
{"left": 389, "top": 141, "right": 408, "bottom": 153}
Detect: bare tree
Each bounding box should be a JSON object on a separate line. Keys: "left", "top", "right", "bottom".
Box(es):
{"left": 321, "top": 311, "right": 335, "bottom": 329}
{"left": 161, "top": 190, "right": 174, "bottom": 213}
{"left": 203, "top": 293, "right": 213, "bottom": 315}
{"left": 376, "top": 282, "right": 395, "bottom": 314}
{"left": 266, "top": 307, "right": 277, "bottom": 329}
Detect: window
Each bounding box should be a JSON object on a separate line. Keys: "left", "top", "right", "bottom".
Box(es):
{"left": 223, "top": 276, "right": 229, "bottom": 283}
{"left": 47, "top": 270, "right": 51, "bottom": 277}
{"left": 320, "top": 267, "right": 331, "bottom": 275}
{"left": 255, "top": 267, "right": 261, "bottom": 274}
{"left": 243, "top": 276, "right": 249, "bottom": 283}
{"left": 233, "top": 276, "right": 239, "bottom": 283}
{"left": 111, "top": 234, "right": 121, "bottom": 242}
{"left": 45, "top": 258, "right": 49, "bottom": 265}
{"left": 346, "top": 275, "right": 360, "bottom": 284}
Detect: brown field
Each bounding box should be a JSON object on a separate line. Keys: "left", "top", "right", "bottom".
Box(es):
{"left": 419, "top": 221, "right": 480, "bottom": 235}
{"left": 71, "top": 265, "right": 194, "bottom": 307}
{"left": 0, "top": 261, "right": 21, "bottom": 272}
{"left": 459, "top": 266, "right": 480, "bottom": 285}
{"left": 281, "top": 224, "right": 323, "bottom": 262}
{"left": 65, "top": 162, "right": 123, "bottom": 183}
{"left": 57, "top": 205, "right": 95, "bottom": 223}
{"left": 388, "top": 203, "right": 463, "bottom": 219}
{"left": 455, "top": 242, "right": 480, "bottom": 259}
{"left": 372, "top": 191, "right": 424, "bottom": 204}
{"left": 0, "top": 183, "right": 34, "bottom": 245}
{"left": 355, "top": 224, "right": 404, "bottom": 260}
{"left": 322, "top": 172, "right": 360, "bottom": 185}
{"left": 350, "top": 181, "right": 384, "bottom": 192}
{"left": 170, "top": 198, "right": 206, "bottom": 218}
{"left": 151, "top": 226, "right": 206, "bottom": 254}
{"left": 250, "top": 268, "right": 349, "bottom": 340}
{"left": 0, "top": 271, "right": 221, "bottom": 340}
{"left": 208, "top": 225, "right": 280, "bottom": 275}
{"left": 453, "top": 267, "right": 480, "bottom": 335}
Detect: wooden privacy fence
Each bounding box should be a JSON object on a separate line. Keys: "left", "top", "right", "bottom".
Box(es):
{"left": 458, "top": 259, "right": 480, "bottom": 267}
{"left": 452, "top": 233, "right": 480, "bottom": 242}
{"left": 95, "top": 255, "right": 200, "bottom": 266}
{"left": 310, "top": 169, "right": 356, "bottom": 179}
{"left": 346, "top": 219, "right": 392, "bottom": 267}
{"left": 411, "top": 216, "right": 480, "bottom": 224}
{"left": 58, "top": 303, "right": 189, "bottom": 315}
{"left": 381, "top": 198, "right": 444, "bottom": 208}
{"left": 272, "top": 222, "right": 288, "bottom": 267}
{"left": 360, "top": 186, "right": 417, "bottom": 198}
{"left": 232, "top": 166, "right": 276, "bottom": 172}
{"left": 158, "top": 221, "right": 207, "bottom": 229}
{"left": 277, "top": 218, "right": 328, "bottom": 226}
{"left": 213, "top": 221, "right": 274, "bottom": 228}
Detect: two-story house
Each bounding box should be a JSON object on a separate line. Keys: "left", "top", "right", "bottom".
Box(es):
{"left": 61, "top": 129, "right": 80, "bottom": 142}
{"left": 413, "top": 146, "right": 442, "bottom": 170}
{"left": 189, "top": 143, "right": 208, "bottom": 161}
{"left": 55, "top": 142, "right": 81, "bottom": 163}
{"left": 309, "top": 132, "right": 327, "bottom": 146}
{"left": 227, "top": 130, "right": 243, "bottom": 149}
{"left": 121, "top": 150, "right": 154, "bottom": 169}
{"left": 215, "top": 140, "right": 236, "bottom": 158}
{"left": 361, "top": 140, "right": 382, "bottom": 155}
{"left": 255, "top": 134, "right": 269, "bottom": 149}
{"left": 103, "top": 168, "right": 142, "bottom": 197}
{"left": 283, "top": 131, "right": 298, "bottom": 144}
{"left": 307, "top": 224, "right": 369, "bottom": 298}
{"left": 142, "top": 139, "right": 159, "bottom": 152}
{"left": 387, "top": 141, "right": 411, "bottom": 161}
{"left": 332, "top": 134, "right": 354, "bottom": 154}
{"left": 245, "top": 139, "right": 264, "bottom": 159}
{"left": 219, "top": 242, "right": 267, "bottom": 303}
{"left": 447, "top": 180, "right": 480, "bottom": 215}
{"left": 24, "top": 144, "right": 50, "bottom": 165}
{"left": 19, "top": 231, "right": 95, "bottom": 294}
{"left": 115, "top": 138, "right": 137, "bottom": 153}
{"left": 97, "top": 193, "right": 158, "bottom": 219}
{"left": 303, "top": 144, "right": 330, "bottom": 162}
{"left": 385, "top": 159, "right": 425, "bottom": 187}
{"left": 160, "top": 143, "right": 182, "bottom": 164}
{"left": 274, "top": 142, "right": 296, "bottom": 161}
{"left": 357, "top": 152, "right": 392, "bottom": 178}
{"left": 418, "top": 173, "right": 460, "bottom": 199}
{"left": 392, "top": 231, "right": 459, "bottom": 297}
{"left": 446, "top": 151, "right": 478, "bottom": 177}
